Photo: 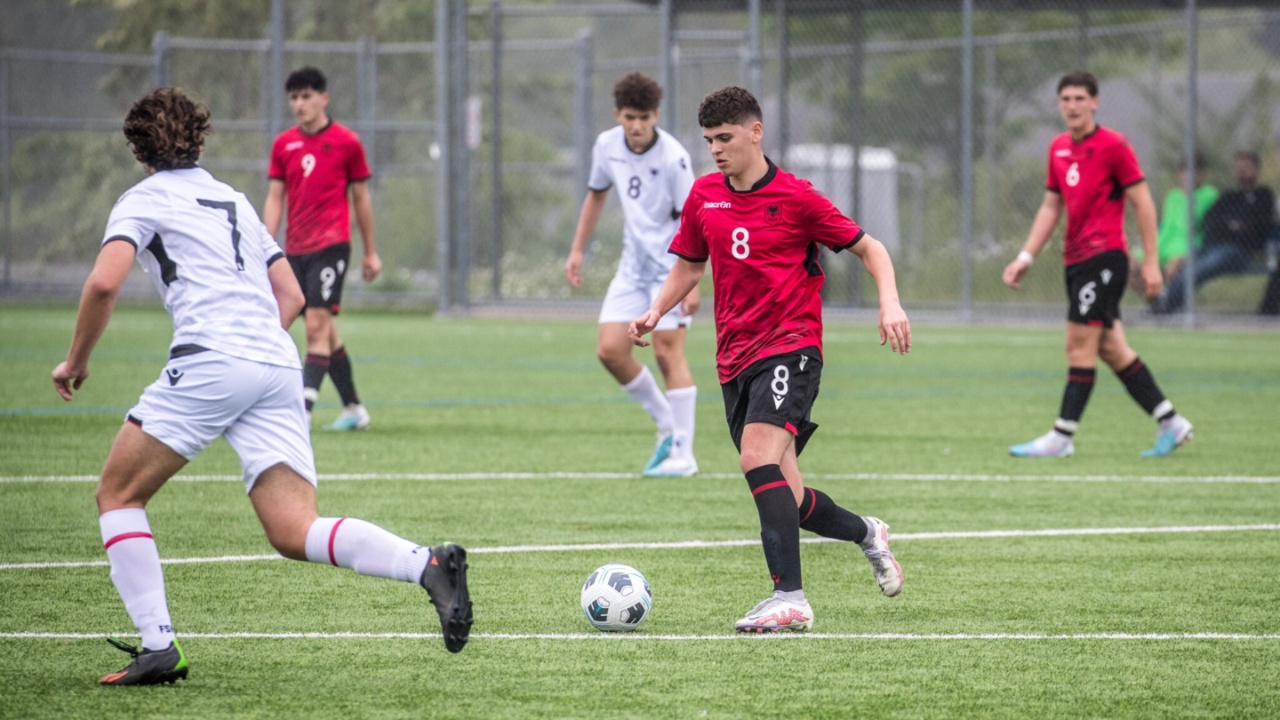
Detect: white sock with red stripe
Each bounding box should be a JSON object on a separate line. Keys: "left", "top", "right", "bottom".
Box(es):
{"left": 304, "top": 517, "right": 430, "bottom": 583}
{"left": 99, "top": 508, "right": 175, "bottom": 651}
{"left": 622, "top": 365, "right": 674, "bottom": 436}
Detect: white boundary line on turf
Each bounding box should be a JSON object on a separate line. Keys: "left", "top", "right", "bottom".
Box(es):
{"left": 2, "top": 631, "right": 1278, "bottom": 642}
{"left": 3, "top": 523, "right": 1278, "bottom": 571}
{"left": 4, "top": 471, "right": 1280, "bottom": 484}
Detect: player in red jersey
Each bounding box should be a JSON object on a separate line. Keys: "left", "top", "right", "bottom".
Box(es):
{"left": 1004, "top": 70, "right": 1193, "bottom": 459}
{"left": 629, "top": 86, "right": 911, "bottom": 633}
{"left": 263, "top": 66, "right": 379, "bottom": 431}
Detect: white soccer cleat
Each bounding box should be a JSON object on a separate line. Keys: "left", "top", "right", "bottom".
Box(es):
{"left": 860, "top": 516, "right": 904, "bottom": 597}
{"left": 1008, "top": 430, "right": 1074, "bottom": 458}
{"left": 326, "top": 403, "right": 371, "bottom": 431}
{"left": 1141, "top": 414, "right": 1193, "bottom": 458}
{"left": 642, "top": 455, "right": 698, "bottom": 478}
{"left": 733, "top": 595, "right": 814, "bottom": 633}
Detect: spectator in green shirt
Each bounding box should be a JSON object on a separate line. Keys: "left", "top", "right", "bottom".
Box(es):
{"left": 1130, "top": 153, "right": 1217, "bottom": 295}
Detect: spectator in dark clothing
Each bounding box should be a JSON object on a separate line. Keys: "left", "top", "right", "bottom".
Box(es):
{"left": 1151, "top": 151, "right": 1276, "bottom": 314}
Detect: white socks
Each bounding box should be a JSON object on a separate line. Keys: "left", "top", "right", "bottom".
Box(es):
{"left": 622, "top": 365, "right": 674, "bottom": 436}
{"left": 99, "top": 508, "right": 175, "bottom": 651}
{"left": 304, "top": 517, "right": 430, "bottom": 583}
{"left": 666, "top": 385, "right": 697, "bottom": 460}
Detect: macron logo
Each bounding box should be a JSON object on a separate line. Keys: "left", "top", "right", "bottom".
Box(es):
{"left": 286, "top": 141, "right": 305, "bottom": 151}
{"left": 704, "top": 201, "right": 732, "bottom": 209}
{"left": 1055, "top": 149, "right": 1071, "bottom": 157}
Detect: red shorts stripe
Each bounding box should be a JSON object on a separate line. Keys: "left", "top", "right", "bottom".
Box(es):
{"left": 751, "top": 480, "right": 791, "bottom": 497}
{"left": 327, "top": 517, "right": 347, "bottom": 567}
{"left": 784, "top": 422, "right": 798, "bottom": 435}
{"left": 103, "top": 531, "right": 153, "bottom": 550}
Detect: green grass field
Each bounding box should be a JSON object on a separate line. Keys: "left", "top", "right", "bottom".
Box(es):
{"left": 2, "top": 304, "right": 1279, "bottom": 719}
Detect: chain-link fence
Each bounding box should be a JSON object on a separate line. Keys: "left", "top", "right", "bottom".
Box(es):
{"left": 3, "top": 1, "right": 1279, "bottom": 322}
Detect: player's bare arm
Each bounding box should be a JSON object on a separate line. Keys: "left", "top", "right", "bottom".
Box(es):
{"left": 263, "top": 179, "right": 287, "bottom": 237}
{"left": 351, "top": 180, "right": 380, "bottom": 282}
{"left": 849, "top": 235, "right": 911, "bottom": 355}
{"left": 268, "top": 256, "right": 306, "bottom": 330}
{"left": 1004, "top": 190, "right": 1063, "bottom": 289}
{"left": 630, "top": 257, "right": 705, "bottom": 346}
{"left": 565, "top": 188, "right": 609, "bottom": 287}
{"left": 52, "top": 240, "right": 136, "bottom": 400}
{"left": 1126, "top": 180, "right": 1163, "bottom": 300}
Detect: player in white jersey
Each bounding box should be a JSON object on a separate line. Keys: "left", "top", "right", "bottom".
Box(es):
{"left": 565, "top": 72, "right": 700, "bottom": 477}
{"left": 51, "top": 89, "right": 472, "bottom": 686}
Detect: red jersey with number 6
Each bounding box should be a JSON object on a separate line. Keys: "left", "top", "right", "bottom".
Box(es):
{"left": 268, "top": 121, "right": 371, "bottom": 256}
{"left": 669, "top": 160, "right": 863, "bottom": 383}
{"left": 1045, "top": 125, "right": 1144, "bottom": 267}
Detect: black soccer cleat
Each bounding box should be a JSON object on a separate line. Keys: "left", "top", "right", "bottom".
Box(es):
{"left": 419, "top": 542, "right": 474, "bottom": 653}
{"left": 99, "top": 637, "right": 189, "bottom": 686}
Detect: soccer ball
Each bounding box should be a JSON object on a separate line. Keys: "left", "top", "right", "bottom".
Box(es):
{"left": 580, "top": 564, "right": 651, "bottom": 632}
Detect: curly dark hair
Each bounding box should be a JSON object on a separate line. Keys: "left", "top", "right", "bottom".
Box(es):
{"left": 613, "top": 72, "right": 662, "bottom": 112}
{"left": 696, "top": 86, "right": 762, "bottom": 128}
{"left": 286, "top": 66, "right": 327, "bottom": 94}
{"left": 123, "top": 87, "right": 210, "bottom": 171}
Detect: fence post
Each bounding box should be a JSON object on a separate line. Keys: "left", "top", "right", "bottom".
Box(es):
{"left": 573, "top": 29, "right": 594, "bottom": 208}
{"left": 453, "top": 0, "right": 471, "bottom": 309}
{"left": 846, "top": 6, "right": 864, "bottom": 307}
{"left": 746, "top": 0, "right": 762, "bottom": 99}
{"left": 151, "top": 31, "right": 170, "bottom": 87}
{"left": 960, "top": 0, "right": 975, "bottom": 320}
{"left": 1, "top": 55, "right": 10, "bottom": 291}
{"left": 1183, "top": 0, "right": 1199, "bottom": 327}
{"left": 775, "top": 0, "right": 789, "bottom": 164}
{"left": 490, "top": 0, "right": 503, "bottom": 300}
{"left": 659, "top": 0, "right": 675, "bottom": 139}
{"left": 265, "top": 0, "right": 285, "bottom": 171}
{"left": 358, "top": 37, "right": 377, "bottom": 186}
{"left": 435, "top": 0, "right": 454, "bottom": 313}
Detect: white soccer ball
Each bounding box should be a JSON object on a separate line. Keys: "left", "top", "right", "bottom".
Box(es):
{"left": 580, "top": 564, "right": 652, "bottom": 632}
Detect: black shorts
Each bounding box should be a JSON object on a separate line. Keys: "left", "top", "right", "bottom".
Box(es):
{"left": 1065, "top": 250, "right": 1128, "bottom": 328}
{"left": 288, "top": 243, "right": 350, "bottom": 315}
{"left": 721, "top": 347, "right": 823, "bottom": 456}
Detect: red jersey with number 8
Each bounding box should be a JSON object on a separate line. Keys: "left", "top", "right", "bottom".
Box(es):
{"left": 669, "top": 161, "right": 863, "bottom": 383}
{"left": 268, "top": 121, "right": 371, "bottom": 256}
{"left": 1044, "top": 125, "right": 1144, "bottom": 267}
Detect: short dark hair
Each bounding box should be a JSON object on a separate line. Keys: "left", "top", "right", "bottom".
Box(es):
{"left": 1056, "top": 70, "right": 1098, "bottom": 97}
{"left": 286, "top": 66, "right": 327, "bottom": 93}
{"left": 613, "top": 72, "right": 662, "bottom": 112}
{"left": 123, "top": 87, "right": 210, "bottom": 171}
{"left": 697, "top": 86, "right": 762, "bottom": 128}
{"left": 1235, "top": 150, "right": 1262, "bottom": 168}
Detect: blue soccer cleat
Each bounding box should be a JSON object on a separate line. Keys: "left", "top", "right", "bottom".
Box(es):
{"left": 643, "top": 433, "right": 672, "bottom": 473}
{"left": 325, "top": 403, "right": 370, "bottom": 431}
{"left": 1009, "top": 430, "right": 1074, "bottom": 458}
{"left": 1141, "top": 415, "right": 1193, "bottom": 458}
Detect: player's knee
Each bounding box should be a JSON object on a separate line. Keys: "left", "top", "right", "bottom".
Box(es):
{"left": 596, "top": 344, "right": 629, "bottom": 371}
{"left": 738, "top": 451, "right": 774, "bottom": 475}
{"left": 263, "top": 522, "right": 309, "bottom": 561}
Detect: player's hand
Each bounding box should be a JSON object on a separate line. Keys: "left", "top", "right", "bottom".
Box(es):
{"left": 879, "top": 301, "right": 911, "bottom": 355}
{"left": 52, "top": 361, "right": 88, "bottom": 401}
{"left": 1003, "top": 258, "right": 1030, "bottom": 289}
{"left": 680, "top": 284, "right": 701, "bottom": 316}
{"left": 565, "top": 250, "right": 584, "bottom": 287}
{"left": 363, "top": 251, "right": 382, "bottom": 282}
{"left": 629, "top": 310, "right": 662, "bottom": 347}
{"left": 1140, "top": 259, "right": 1163, "bottom": 300}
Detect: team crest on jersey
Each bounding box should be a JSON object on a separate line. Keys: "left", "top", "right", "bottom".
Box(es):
{"left": 766, "top": 205, "right": 781, "bottom": 223}
{"left": 650, "top": 168, "right": 659, "bottom": 177}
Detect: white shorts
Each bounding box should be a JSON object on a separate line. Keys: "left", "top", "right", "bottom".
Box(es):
{"left": 126, "top": 350, "right": 317, "bottom": 492}
{"left": 598, "top": 274, "right": 691, "bottom": 332}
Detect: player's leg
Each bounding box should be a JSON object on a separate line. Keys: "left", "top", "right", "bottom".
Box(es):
{"left": 598, "top": 321, "right": 675, "bottom": 473}
{"left": 292, "top": 248, "right": 332, "bottom": 420}
{"left": 318, "top": 244, "right": 369, "bottom": 430}
{"left": 647, "top": 324, "right": 698, "bottom": 477}
{"left": 233, "top": 364, "right": 471, "bottom": 651}
{"left": 95, "top": 422, "right": 192, "bottom": 686}
{"left": 1099, "top": 321, "right": 1193, "bottom": 457}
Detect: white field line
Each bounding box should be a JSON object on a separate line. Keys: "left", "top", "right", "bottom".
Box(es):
{"left": 2, "top": 631, "right": 1278, "bottom": 642}
{"left": 3, "top": 471, "right": 1280, "bottom": 484}
{"left": 3, "top": 523, "right": 1278, "bottom": 571}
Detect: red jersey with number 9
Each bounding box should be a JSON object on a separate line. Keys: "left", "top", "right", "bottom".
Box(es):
{"left": 1044, "top": 125, "right": 1144, "bottom": 267}
{"left": 268, "top": 121, "right": 371, "bottom": 256}
{"left": 669, "top": 160, "right": 863, "bottom": 383}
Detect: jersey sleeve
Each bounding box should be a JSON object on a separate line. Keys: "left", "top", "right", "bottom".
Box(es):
{"left": 802, "top": 182, "right": 864, "bottom": 252}
{"left": 268, "top": 135, "right": 287, "bottom": 181}
{"left": 1045, "top": 145, "right": 1061, "bottom": 193}
{"left": 346, "top": 134, "right": 372, "bottom": 182}
{"left": 587, "top": 137, "right": 612, "bottom": 192}
{"left": 668, "top": 186, "right": 708, "bottom": 262}
{"left": 668, "top": 149, "right": 695, "bottom": 216}
{"left": 102, "top": 188, "right": 158, "bottom": 251}
{"left": 239, "top": 195, "right": 286, "bottom": 265}
{"left": 1112, "top": 136, "right": 1144, "bottom": 188}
